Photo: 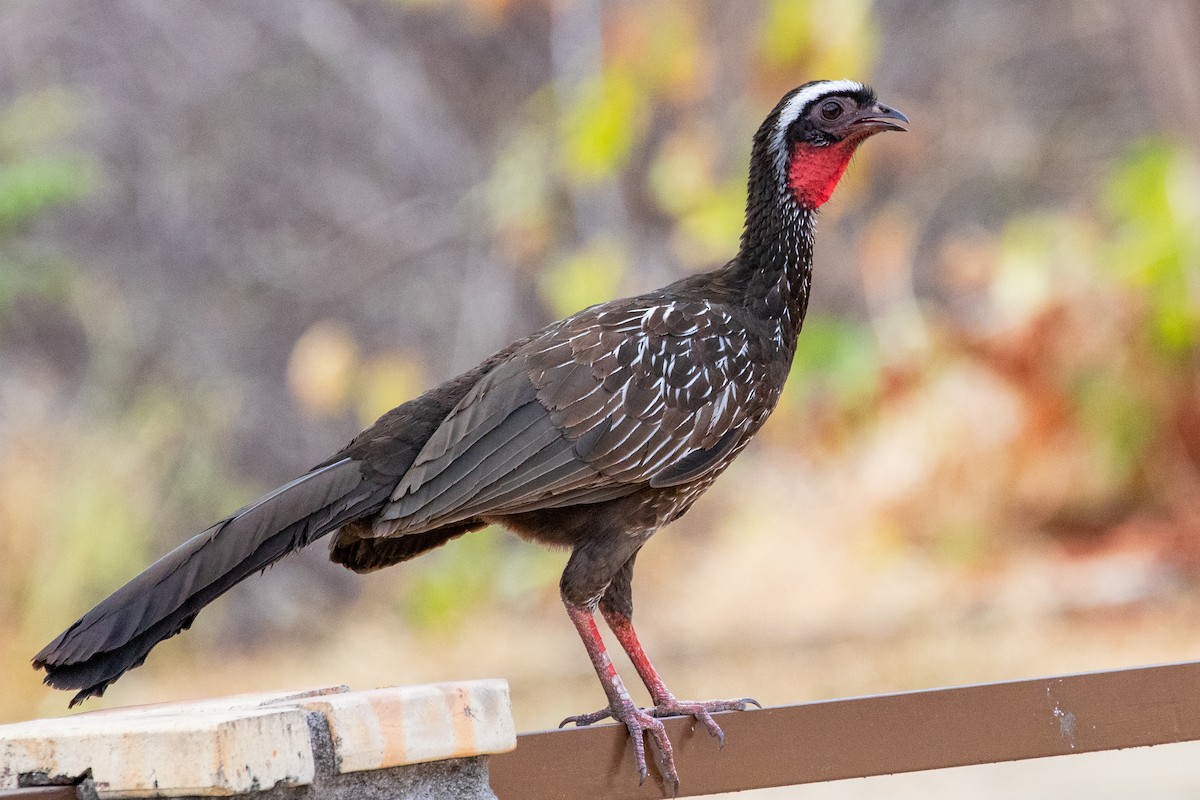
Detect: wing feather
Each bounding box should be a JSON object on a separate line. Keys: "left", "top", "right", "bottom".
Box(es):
{"left": 375, "top": 298, "right": 782, "bottom": 532}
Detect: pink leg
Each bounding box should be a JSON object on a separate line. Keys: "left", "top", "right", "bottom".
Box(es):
{"left": 601, "top": 606, "right": 759, "bottom": 747}
{"left": 560, "top": 601, "right": 680, "bottom": 791}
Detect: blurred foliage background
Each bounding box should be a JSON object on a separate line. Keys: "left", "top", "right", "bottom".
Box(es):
{"left": 2, "top": 0, "right": 1200, "bottom": 794}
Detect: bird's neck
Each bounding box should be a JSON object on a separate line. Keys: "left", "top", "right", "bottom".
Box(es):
{"left": 731, "top": 162, "right": 818, "bottom": 353}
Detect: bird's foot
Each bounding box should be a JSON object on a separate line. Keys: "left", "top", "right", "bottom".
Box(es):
{"left": 650, "top": 696, "right": 760, "bottom": 747}
{"left": 561, "top": 699, "right": 679, "bottom": 792}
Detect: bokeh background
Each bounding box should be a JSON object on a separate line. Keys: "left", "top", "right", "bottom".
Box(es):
{"left": 2, "top": 0, "right": 1200, "bottom": 796}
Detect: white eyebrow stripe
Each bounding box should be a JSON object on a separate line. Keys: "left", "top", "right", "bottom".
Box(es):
{"left": 770, "top": 79, "right": 865, "bottom": 173}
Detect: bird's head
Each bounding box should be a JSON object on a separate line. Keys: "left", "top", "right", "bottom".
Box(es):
{"left": 763, "top": 80, "right": 908, "bottom": 209}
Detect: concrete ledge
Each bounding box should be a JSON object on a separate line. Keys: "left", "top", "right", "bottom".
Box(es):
{"left": 300, "top": 682, "right": 515, "bottom": 773}
{"left": 0, "top": 681, "right": 515, "bottom": 799}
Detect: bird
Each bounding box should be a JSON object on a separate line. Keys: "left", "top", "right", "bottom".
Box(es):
{"left": 33, "top": 79, "right": 906, "bottom": 790}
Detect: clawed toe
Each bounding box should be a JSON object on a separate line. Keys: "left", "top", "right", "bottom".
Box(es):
{"left": 652, "top": 696, "right": 759, "bottom": 718}
{"left": 651, "top": 696, "right": 760, "bottom": 747}
{"left": 562, "top": 701, "right": 679, "bottom": 792}
{"left": 559, "top": 708, "right": 616, "bottom": 728}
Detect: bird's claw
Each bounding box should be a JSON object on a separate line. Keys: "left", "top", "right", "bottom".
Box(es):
{"left": 558, "top": 708, "right": 615, "bottom": 727}
{"left": 561, "top": 701, "right": 680, "bottom": 793}
{"left": 650, "top": 696, "right": 760, "bottom": 748}
{"left": 559, "top": 696, "right": 758, "bottom": 791}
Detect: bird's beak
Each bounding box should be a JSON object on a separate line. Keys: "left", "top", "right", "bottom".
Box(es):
{"left": 852, "top": 102, "right": 909, "bottom": 134}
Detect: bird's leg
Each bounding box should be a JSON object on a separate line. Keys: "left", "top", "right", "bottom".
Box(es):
{"left": 598, "top": 555, "right": 759, "bottom": 747}
{"left": 557, "top": 542, "right": 679, "bottom": 789}
{"left": 560, "top": 597, "right": 678, "bottom": 790}
{"left": 598, "top": 604, "right": 759, "bottom": 747}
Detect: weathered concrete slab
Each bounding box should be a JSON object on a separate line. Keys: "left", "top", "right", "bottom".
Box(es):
{"left": 0, "top": 706, "right": 316, "bottom": 797}
{"left": 0, "top": 682, "right": 513, "bottom": 799}
{"left": 290, "top": 681, "right": 514, "bottom": 773}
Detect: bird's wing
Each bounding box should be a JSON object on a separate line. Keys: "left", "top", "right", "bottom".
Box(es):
{"left": 376, "top": 300, "right": 781, "bottom": 533}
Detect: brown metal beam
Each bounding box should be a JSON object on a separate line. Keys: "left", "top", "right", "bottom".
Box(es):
{"left": 489, "top": 660, "right": 1200, "bottom": 799}
{"left": 0, "top": 790, "right": 78, "bottom": 799}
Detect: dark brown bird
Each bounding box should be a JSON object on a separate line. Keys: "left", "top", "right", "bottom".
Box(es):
{"left": 33, "top": 80, "right": 906, "bottom": 789}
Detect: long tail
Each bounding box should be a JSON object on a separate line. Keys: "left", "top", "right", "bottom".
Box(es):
{"left": 33, "top": 457, "right": 390, "bottom": 706}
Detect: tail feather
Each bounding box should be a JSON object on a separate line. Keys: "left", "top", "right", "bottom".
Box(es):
{"left": 33, "top": 458, "right": 388, "bottom": 705}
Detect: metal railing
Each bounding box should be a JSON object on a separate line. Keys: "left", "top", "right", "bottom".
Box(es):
{"left": 488, "top": 660, "right": 1200, "bottom": 798}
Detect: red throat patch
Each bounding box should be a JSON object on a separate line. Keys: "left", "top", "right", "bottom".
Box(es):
{"left": 787, "top": 141, "right": 859, "bottom": 208}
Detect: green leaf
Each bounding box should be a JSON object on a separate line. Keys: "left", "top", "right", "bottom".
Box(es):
{"left": 1071, "top": 369, "right": 1155, "bottom": 490}
{"left": 760, "top": 0, "right": 878, "bottom": 77}
{"left": 560, "top": 71, "right": 645, "bottom": 184}
{"left": 0, "top": 157, "right": 94, "bottom": 229}
{"left": 1102, "top": 140, "right": 1200, "bottom": 354}
{"left": 538, "top": 238, "right": 627, "bottom": 318}
{"left": 404, "top": 532, "right": 500, "bottom": 629}
{"left": 790, "top": 314, "right": 880, "bottom": 405}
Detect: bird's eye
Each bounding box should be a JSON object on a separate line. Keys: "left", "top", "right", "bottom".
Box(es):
{"left": 820, "top": 100, "right": 844, "bottom": 121}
